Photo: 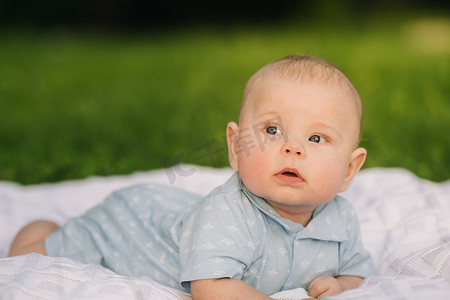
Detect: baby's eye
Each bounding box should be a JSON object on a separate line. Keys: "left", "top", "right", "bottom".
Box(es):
{"left": 309, "top": 135, "right": 326, "bottom": 144}
{"left": 266, "top": 126, "right": 282, "bottom": 135}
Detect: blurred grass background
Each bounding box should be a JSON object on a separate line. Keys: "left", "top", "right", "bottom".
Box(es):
{"left": 0, "top": 7, "right": 449, "bottom": 184}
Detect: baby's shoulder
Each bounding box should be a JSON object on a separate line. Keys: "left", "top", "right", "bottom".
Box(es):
{"left": 203, "top": 172, "right": 243, "bottom": 202}
{"left": 193, "top": 174, "right": 261, "bottom": 223}
{"left": 332, "top": 195, "right": 356, "bottom": 211}
{"left": 329, "top": 195, "right": 360, "bottom": 226}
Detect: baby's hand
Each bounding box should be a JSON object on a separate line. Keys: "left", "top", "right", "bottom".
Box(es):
{"left": 307, "top": 276, "right": 343, "bottom": 299}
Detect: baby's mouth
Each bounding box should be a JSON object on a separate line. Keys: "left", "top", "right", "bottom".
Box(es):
{"left": 276, "top": 168, "right": 305, "bottom": 183}
{"left": 282, "top": 171, "right": 299, "bottom": 177}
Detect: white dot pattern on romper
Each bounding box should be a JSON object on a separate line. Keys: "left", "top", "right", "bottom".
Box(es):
{"left": 46, "top": 172, "right": 374, "bottom": 296}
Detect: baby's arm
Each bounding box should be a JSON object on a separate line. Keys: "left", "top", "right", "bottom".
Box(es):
{"left": 191, "top": 278, "right": 273, "bottom": 300}
{"left": 307, "top": 275, "right": 363, "bottom": 298}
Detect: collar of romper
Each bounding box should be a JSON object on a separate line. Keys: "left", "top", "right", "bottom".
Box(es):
{"left": 238, "top": 174, "right": 348, "bottom": 241}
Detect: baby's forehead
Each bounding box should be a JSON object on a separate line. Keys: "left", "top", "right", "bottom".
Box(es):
{"left": 245, "top": 73, "right": 361, "bottom": 113}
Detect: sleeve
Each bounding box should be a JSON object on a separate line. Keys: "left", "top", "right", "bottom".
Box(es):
{"left": 338, "top": 207, "right": 376, "bottom": 278}
{"left": 179, "top": 192, "right": 255, "bottom": 289}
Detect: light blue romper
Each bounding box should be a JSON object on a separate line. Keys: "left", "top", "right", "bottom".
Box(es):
{"left": 46, "top": 172, "right": 374, "bottom": 294}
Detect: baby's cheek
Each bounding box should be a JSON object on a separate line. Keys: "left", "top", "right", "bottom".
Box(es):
{"left": 315, "top": 167, "right": 344, "bottom": 200}
{"left": 240, "top": 151, "right": 266, "bottom": 176}
{"left": 238, "top": 150, "right": 270, "bottom": 189}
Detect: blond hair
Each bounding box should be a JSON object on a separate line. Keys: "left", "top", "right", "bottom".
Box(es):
{"left": 240, "top": 55, "right": 363, "bottom": 145}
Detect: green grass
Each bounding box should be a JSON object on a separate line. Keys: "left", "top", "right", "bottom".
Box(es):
{"left": 1, "top": 14, "right": 449, "bottom": 184}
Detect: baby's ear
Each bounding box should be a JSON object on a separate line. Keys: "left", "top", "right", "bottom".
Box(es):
{"left": 340, "top": 147, "right": 367, "bottom": 192}
{"left": 226, "top": 122, "right": 240, "bottom": 171}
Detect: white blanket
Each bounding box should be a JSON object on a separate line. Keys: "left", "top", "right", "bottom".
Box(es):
{"left": 1, "top": 165, "right": 449, "bottom": 299}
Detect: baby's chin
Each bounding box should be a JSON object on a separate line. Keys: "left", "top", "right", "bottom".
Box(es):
{"left": 262, "top": 189, "right": 335, "bottom": 210}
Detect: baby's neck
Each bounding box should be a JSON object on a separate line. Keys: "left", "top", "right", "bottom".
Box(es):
{"left": 267, "top": 203, "right": 314, "bottom": 227}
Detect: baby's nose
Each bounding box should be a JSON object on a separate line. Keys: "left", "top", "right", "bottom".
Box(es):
{"left": 283, "top": 144, "right": 303, "bottom": 156}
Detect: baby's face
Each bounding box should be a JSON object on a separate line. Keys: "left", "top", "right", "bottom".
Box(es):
{"left": 227, "top": 77, "right": 365, "bottom": 224}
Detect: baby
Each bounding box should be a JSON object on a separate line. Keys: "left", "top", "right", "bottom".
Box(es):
{"left": 9, "top": 55, "right": 374, "bottom": 299}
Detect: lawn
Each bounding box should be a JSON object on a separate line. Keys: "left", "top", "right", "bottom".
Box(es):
{"left": 0, "top": 14, "right": 449, "bottom": 184}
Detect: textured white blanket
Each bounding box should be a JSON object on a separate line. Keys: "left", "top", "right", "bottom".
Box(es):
{"left": 1, "top": 165, "right": 449, "bottom": 299}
